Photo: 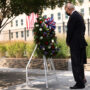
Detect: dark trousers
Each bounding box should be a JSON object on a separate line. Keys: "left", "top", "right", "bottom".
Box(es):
{"left": 70, "top": 47, "right": 86, "bottom": 86}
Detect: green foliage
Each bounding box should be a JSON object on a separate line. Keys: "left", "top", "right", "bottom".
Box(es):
{"left": 1, "top": 37, "right": 90, "bottom": 59}
{"left": 0, "top": 45, "right": 6, "bottom": 57}
{"left": 0, "top": 38, "right": 70, "bottom": 59}
{"left": 26, "top": 39, "right": 70, "bottom": 59}
{"left": 26, "top": 42, "right": 35, "bottom": 58}
{"left": 0, "top": 0, "right": 80, "bottom": 15}
{"left": 86, "top": 38, "right": 90, "bottom": 58}
{"left": 56, "top": 38, "right": 70, "bottom": 58}
{"left": 10, "top": 0, "right": 78, "bottom": 15}
{"left": 6, "top": 42, "right": 15, "bottom": 58}
{"left": 6, "top": 41, "right": 26, "bottom": 58}
{"left": 14, "top": 42, "right": 26, "bottom": 58}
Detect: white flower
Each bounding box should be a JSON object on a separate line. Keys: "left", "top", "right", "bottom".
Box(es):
{"left": 45, "top": 20, "right": 47, "bottom": 22}
{"left": 35, "top": 24, "right": 39, "bottom": 27}
{"left": 39, "top": 28, "right": 42, "bottom": 31}
{"left": 48, "top": 46, "right": 51, "bottom": 49}
{"left": 51, "top": 53, "right": 52, "bottom": 55}
{"left": 52, "top": 40, "right": 54, "bottom": 43}
{"left": 56, "top": 46, "right": 57, "bottom": 49}
{"left": 43, "top": 48, "right": 45, "bottom": 50}
{"left": 39, "top": 18, "right": 42, "bottom": 20}
{"left": 49, "top": 26, "right": 51, "bottom": 29}
{"left": 40, "top": 36, "right": 43, "bottom": 40}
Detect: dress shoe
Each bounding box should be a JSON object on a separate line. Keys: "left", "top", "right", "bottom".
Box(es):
{"left": 70, "top": 84, "right": 85, "bottom": 89}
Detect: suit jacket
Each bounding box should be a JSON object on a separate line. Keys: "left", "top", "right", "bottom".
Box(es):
{"left": 66, "top": 11, "right": 88, "bottom": 48}
{"left": 66, "top": 11, "right": 88, "bottom": 64}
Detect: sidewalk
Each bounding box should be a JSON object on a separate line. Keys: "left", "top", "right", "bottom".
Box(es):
{"left": 0, "top": 68, "right": 90, "bottom": 90}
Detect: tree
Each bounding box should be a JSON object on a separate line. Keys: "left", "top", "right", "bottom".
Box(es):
{"left": 0, "top": 0, "right": 81, "bottom": 32}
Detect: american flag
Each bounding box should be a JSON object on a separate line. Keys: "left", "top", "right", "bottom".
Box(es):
{"left": 26, "top": 13, "right": 38, "bottom": 30}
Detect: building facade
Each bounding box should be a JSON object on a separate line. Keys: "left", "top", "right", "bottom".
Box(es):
{"left": 0, "top": 0, "right": 90, "bottom": 41}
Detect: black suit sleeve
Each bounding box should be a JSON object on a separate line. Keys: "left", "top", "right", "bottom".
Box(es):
{"left": 66, "top": 15, "right": 76, "bottom": 46}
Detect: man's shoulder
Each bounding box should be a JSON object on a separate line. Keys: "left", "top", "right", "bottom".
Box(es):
{"left": 72, "top": 11, "right": 78, "bottom": 16}
{"left": 71, "top": 11, "right": 81, "bottom": 19}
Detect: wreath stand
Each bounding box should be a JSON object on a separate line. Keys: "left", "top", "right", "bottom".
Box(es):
{"left": 26, "top": 45, "right": 58, "bottom": 88}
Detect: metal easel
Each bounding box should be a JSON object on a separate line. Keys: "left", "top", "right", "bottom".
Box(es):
{"left": 26, "top": 44, "right": 58, "bottom": 88}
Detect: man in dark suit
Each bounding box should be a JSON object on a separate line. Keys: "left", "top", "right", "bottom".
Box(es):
{"left": 65, "top": 3, "right": 88, "bottom": 89}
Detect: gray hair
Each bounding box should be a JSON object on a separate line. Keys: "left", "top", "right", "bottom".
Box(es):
{"left": 65, "top": 3, "right": 75, "bottom": 10}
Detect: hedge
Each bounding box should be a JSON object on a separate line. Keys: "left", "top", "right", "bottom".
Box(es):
{"left": 0, "top": 37, "right": 89, "bottom": 59}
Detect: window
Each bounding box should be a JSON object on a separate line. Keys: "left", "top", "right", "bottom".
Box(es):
{"left": 16, "top": 20, "right": 18, "bottom": 26}
{"left": 65, "top": 26, "right": 67, "bottom": 32}
{"left": 89, "top": 7, "right": 90, "bottom": 15}
{"left": 80, "top": 8, "right": 84, "bottom": 16}
{"left": 58, "top": 26, "right": 61, "bottom": 33}
{"left": 32, "top": 30, "right": 34, "bottom": 35}
{"left": 44, "top": 15, "right": 47, "bottom": 19}
{"left": 21, "top": 31, "right": 24, "bottom": 37}
{"left": 11, "top": 32, "right": 13, "bottom": 38}
{"left": 51, "top": 14, "right": 54, "bottom": 18}
{"left": 44, "top": 7, "right": 47, "bottom": 10}
{"left": 11, "top": 21, "right": 13, "bottom": 27}
{"left": 16, "top": 32, "right": 18, "bottom": 38}
{"left": 79, "top": 0, "right": 84, "bottom": 3}
{"left": 57, "top": 12, "right": 61, "bottom": 20}
{"left": 27, "top": 30, "right": 29, "bottom": 37}
{"left": 21, "top": 19, "right": 23, "bottom": 26}
{"left": 65, "top": 13, "right": 69, "bottom": 19}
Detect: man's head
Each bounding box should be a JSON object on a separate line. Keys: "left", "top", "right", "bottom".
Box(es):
{"left": 65, "top": 3, "right": 75, "bottom": 16}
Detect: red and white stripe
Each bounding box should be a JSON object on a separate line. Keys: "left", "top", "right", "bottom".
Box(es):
{"left": 26, "top": 13, "right": 38, "bottom": 30}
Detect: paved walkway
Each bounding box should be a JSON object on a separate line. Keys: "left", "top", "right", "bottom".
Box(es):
{"left": 0, "top": 68, "right": 89, "bottom": 90}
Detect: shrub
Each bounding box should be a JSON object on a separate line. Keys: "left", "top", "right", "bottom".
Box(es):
{"left": 6, "top": 41, "right": 26, "bottom": 58}
{"left": 6, "top": 42, "right": 15, "bottom": 58}
{"left": 26, "top": 42, "right": 45, "bottom": 59}
{"left": 55, "top": 37, "right": 70, "bottom": 58}
{"left": 26, "top": 38, "right": 70, "bottom": 59}
{"left": 14, "top": 42, "right": 26, "bottom": 58}
{"left": 86, "top": 38, "right": 90, "bottom": 58}
{"left": 26, "top": 42, "right": 36, "bottom": 58}
{"left": 0, "top": 45, "right": 6, "bottom": 57}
